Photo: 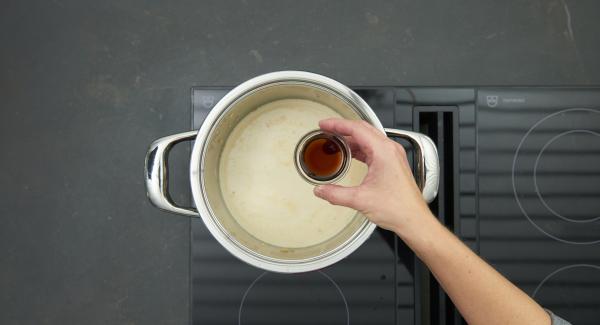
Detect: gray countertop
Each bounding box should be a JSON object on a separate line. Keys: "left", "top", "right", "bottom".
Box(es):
{"left": 1, "top": 0, "right": 599, "bottom": 324}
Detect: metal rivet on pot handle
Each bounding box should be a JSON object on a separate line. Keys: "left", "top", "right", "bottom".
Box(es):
{"left": 384, "top": 128, "right": 439, "bottom": 203}
{"left": 145, "top": 131, "right": 199, "bottom": 216}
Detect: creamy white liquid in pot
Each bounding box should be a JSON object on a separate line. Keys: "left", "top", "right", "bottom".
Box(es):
{"left": 219, "top": 99, "right": 367, "bottom": 248}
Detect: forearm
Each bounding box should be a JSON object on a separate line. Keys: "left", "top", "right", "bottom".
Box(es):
{"left": 395, "top": 212, "right": 550, "bottom": 325}
{"left": 314, "top": 118, "right": 553, "bottom": 323}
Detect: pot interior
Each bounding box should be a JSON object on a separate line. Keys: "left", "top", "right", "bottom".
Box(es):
{"left": 200, "top": 81, "right": 372, "bottom": 262}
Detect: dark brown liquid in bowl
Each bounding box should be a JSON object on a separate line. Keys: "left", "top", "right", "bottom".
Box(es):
{"left": 302, "top": 138, "right": 344, "bottom": 179}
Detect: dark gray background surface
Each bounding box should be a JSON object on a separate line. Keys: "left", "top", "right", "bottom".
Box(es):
{"left": 1, "top": 0, "right": 599, "bottom": 324}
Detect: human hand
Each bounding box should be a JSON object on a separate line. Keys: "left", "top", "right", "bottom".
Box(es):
{"left": 313, "top": 118, "right": 434, "bottom": 233}
{"left": 313, "top": 119, "right": 555, "bottom": 325}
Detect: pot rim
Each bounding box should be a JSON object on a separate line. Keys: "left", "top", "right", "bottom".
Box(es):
{"left": 190, "top": 71, "right": 384, "bottom": 273}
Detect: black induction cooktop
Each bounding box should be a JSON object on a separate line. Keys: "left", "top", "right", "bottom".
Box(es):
{"left": 190, "top": 86, "right": 600, "bottom": 325}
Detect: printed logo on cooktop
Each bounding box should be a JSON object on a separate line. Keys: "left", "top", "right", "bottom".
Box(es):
{"left": 486, "top": 95, "right": 498, "bottom": 107}
{"left": 486, "top": 95, "right": 527, "bottom": 107}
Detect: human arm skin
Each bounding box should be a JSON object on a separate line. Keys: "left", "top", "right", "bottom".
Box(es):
{"left": 314, "top": 118, "right": 551, "bottom": 325}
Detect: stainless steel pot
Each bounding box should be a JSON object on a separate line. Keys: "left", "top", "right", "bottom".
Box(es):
{"left": 144, "top": 71, "right": 439, "bottom": 273}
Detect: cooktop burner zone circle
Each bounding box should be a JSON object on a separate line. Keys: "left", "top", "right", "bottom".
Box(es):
{"left": 512, "top": 108, "right": 600, "bottom": 245}
{"left": 533, "top": 129, "right": 600, "bottom": 224}
{"left": 238, "top": 271, "right": 350, "bottom": 325}
{"left": 532, "top": 264, "right": 600, "bottom": 324}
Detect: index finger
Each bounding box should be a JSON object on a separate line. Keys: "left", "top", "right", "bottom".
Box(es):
{"left": 319, "top": 118, "right": 383, "bottom": 153}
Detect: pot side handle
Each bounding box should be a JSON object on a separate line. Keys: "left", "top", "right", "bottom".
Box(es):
{"left": 384, "top": 128, "right": 439, "bottom": 203}
{"left": 145, "top": 131, "right": 199, "bottom": 216}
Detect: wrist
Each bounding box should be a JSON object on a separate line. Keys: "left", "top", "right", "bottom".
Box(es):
{"left": 392, "top": 208, "right": 441, "bottom": 252}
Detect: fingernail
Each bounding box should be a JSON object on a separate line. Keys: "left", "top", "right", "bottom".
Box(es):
{"left": 314, "top": 186, "right": 323, "bottom": 195}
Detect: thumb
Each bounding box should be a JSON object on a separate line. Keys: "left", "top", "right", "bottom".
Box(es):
{"left": 314, "top": 184, "right": 359, "bottom": 208}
